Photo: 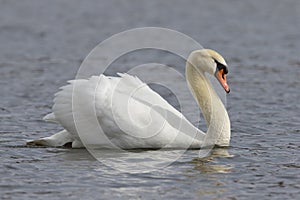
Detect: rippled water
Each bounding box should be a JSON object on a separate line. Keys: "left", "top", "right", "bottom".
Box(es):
{"left": 1, "top": 0, "right": 300, "bottom": 199}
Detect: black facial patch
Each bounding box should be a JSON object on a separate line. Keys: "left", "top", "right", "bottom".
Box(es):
{"left": 214, "top": 59, "right": 228, "bottom": 74}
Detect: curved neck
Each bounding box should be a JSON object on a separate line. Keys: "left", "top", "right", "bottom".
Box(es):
{"left": 185, "top": 61, "right": 230, "bottom": 146}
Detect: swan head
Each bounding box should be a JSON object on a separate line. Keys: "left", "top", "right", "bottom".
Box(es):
{"left": 188, "top": 49, "right": 230, "bottom": 93}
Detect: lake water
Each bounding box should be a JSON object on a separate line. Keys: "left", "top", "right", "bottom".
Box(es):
{"left": 1, "top": 0, "right": 300, "bottom": 199}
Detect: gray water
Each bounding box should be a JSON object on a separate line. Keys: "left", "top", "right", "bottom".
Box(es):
{"left": 1, "top": 0, "right": 300, "bottom": 199}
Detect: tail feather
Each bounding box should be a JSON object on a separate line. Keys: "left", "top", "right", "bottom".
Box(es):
{"left": 43, "top": 112, "right": 58, "bottom": 123}
{"left": 26, "top": 130, "right": 83, "bottom": 148}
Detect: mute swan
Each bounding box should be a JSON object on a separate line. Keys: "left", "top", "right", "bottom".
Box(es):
{"left": 27, "top": 49, "right": 231, "bottom": 149}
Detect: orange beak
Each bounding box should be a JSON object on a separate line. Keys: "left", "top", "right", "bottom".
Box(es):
{"left": 215, "top": 68, "right": 230, "bottom": 93}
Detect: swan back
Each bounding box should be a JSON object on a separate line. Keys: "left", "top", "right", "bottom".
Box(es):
{"left": 52, "top": 74, "right": 205, "bottom": 149}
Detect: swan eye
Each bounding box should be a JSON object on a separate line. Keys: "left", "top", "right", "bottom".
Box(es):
{"left": 214, "top": 59, "right": 228, "bottom": 74}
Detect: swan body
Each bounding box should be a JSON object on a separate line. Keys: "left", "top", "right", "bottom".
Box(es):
{"left": 27, "top": 49, "right": 231, "bottom": 149}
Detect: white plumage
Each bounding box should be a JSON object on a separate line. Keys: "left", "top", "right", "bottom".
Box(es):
{"left": 27, "top": 49, "right": 231, "bottom": 149}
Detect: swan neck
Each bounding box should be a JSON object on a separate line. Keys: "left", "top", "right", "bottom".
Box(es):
{"left": 185, "top": 61, "right": 230, "bottom": 146}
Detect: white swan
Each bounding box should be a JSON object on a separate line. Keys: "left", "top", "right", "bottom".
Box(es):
{"left": 27, "top": 49, "right": 231, "bottom": 149}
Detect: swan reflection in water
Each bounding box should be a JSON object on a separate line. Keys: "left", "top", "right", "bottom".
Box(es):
{"left": 190, "top": 148, "right": 234, "bottom": 174}
{"left": 59, "top": 147, "right": 234, "bottom": 175}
